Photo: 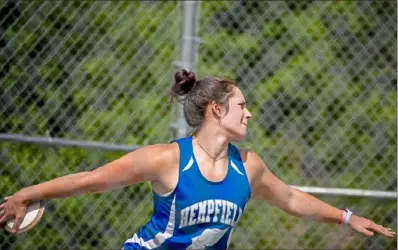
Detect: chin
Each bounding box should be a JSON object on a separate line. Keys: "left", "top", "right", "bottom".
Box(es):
{"left": 231, "top": 132, "right": 247, "bottom": 142}
{"left": 225, "top": 126, "right": 247, "bottom": 141}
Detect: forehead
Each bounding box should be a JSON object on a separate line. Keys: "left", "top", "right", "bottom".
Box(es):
{"left": 230, "top": 87, "right": 245, "bottom": 101}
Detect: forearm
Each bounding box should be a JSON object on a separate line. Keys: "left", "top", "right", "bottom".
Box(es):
{"left": 16, "top": 171, "right": 93, "bottom": 203}
{"left": 285, "top": 188, "right": 343, "bottom": 224}
{"left": 11, "top": 148, "right": 163, "bottom": 204}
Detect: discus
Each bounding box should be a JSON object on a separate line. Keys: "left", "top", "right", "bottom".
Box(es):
{"left": 5, "top": 200, "right": 45, "bottom": 234}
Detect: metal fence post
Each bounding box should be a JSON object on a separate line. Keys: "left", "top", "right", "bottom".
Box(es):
{"left": 172, "top": 1, "right": 201, "bottom": 139}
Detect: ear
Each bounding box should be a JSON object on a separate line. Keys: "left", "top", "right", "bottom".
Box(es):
{"left": 210, "top": 101, "right": 225, "bottom": 120}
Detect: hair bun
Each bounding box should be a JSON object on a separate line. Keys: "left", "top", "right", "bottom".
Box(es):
{"left": 173, "top": 69, "right": 196, "bottom": 96}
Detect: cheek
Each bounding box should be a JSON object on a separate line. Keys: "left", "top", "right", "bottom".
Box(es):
{"left": 221, "top": 107, "right": 243, "bottom": 124}
{"left": 226, "top": 111, "right": 243, "bottom": 124}
{"left": 221, "top": 114, "right": 235, "bottom": 126}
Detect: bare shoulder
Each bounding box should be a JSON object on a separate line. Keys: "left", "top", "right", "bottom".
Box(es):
{"left": 125, "top": 142, "right": 180, "bottom": 180}
{"left": 157, "top": 142, "right": 180, "bottom": 169}
{"left": 134, "top": 142, "right": 179, "bottom": 159}
{"left": 132, "top": 142, "right": 179, "bottom": 169}
{"left": 133, "top": 142, "right": 180, "bottom": 194}
{"left": 237, "top": 147, "right": 266, "bottom": 184}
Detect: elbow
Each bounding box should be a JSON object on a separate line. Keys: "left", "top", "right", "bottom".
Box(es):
{"left": 285, "top": 187, "right": 298, "bottom": 214}
{"left": 285, "top": 188, "right": 311, "bottom": 218}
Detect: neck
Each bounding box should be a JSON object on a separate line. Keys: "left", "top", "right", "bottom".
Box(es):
{"left": 193, "top": 123, "right": 229, "bottom": 160}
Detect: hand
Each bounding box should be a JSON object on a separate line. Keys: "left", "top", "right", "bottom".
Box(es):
{"left": 0, "top": 193, "right": 29, "bottom": 233}
{"left": 348, "top": 215, "right": 396, "bottom": 238}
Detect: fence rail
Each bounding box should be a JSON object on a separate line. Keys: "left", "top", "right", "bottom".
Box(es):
{"left": 1, "top": 1, "right": 396, "bottom": 249}
{"left": 2, "top": 133, "right": 396, "bottom": 200}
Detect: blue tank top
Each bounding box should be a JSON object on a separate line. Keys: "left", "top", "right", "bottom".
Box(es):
{"left": 123, "top": 136, "right": 251, "bottom": 250}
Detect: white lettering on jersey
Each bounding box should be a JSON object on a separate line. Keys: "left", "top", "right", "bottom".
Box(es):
{"left": 213, "top": 200, "right": 222, "bottom": 223}
{"left": 188, "top": 203, "right": 198, "bottom": 226}
{"left": 220, "top": 200, "right": 227, "bottom": 224}
{"left": 180, "top": 207, "right": 189, "bottom": 228}
{"left": 206, "top": 200, "right": 214, "bottom": 223}
{"left": 179, "top": 199, "right": 243, "bottom": 229}
{"left": 225, "top": 201, "right": 233, "bottom": 225}
{"left": 197, "top": 200, "right": 207, "bottom": 223}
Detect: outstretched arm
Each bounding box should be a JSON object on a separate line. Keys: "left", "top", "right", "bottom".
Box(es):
{"left": 247, "top": 151, "right": 395, "bottom": 238}
{"left": 0, "top": 143, "right": 177, "bottom": 232}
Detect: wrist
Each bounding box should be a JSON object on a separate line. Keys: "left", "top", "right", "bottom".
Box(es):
{"left": 339, "top": 208, "right": 353, "bottom": 226}
{"left": 339, "top": 210, "right": 347, "bottom": 224}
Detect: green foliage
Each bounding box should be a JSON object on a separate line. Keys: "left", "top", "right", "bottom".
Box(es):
{"left": 1, "top": 1, "right": 177, "bottom": 248}
{"left": 0, "top": 1, "right": 396, "bottom": 249}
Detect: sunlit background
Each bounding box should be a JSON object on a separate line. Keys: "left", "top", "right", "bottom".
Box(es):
{"left": 0, "top": 1, "right": 396, "bottom": 249}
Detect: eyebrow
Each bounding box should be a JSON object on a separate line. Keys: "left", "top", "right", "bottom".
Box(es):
{"left": 238, "top": 101, "right": 246, "bottom": 106}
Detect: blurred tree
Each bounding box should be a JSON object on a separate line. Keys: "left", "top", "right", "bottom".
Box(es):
{"left": 0, "top": 1, "right": 396, "bottom": 249}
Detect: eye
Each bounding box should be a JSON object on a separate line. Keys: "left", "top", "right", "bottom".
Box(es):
{"left": 238, "top": 102, "right": 246, "bottom": 109}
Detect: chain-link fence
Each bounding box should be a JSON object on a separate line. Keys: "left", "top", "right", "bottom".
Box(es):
{"left": 1, "top": 1, "right": 396, "bottom": 249}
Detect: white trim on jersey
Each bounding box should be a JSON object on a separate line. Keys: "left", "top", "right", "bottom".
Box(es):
{"left": 126, "top": 195, "right": 176, "bottom": 249}
{"left": 182, "top": 156, "right": 194, "bottom": 172}
{"left": 230, "top": 161, "right": 244, "bottom": 175}
{"left": 227, "top": 227, "right": 235, "bottom": 247}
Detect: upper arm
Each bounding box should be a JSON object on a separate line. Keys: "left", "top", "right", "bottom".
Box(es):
{"left": 84, "top": 143, "right": 178, "bottom": 192}
{"left": 245, "top": 151, "right": 293, "bottom": 210}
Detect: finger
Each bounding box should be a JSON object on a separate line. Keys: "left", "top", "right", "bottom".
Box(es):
{"left": 0, "top": 213, "right": 6, "bottom": 227}
{"left": 382, "top": 228, "right": 396, "bottom": 237}
{"left": 371, "top": 225, "right": 395, "bottom": 237}
{"left": 0, "top": 197, "right": 8, "bottom": 205}
{"left": 0, "top": 202, "right": 6, "bottom": 210}
{"left": 11, "top": 214, "right": 23, "bottom": 234}
{"left": 359, "top": 227, "right": 374, "bottom": 237}
{"left": 0, "top": 213, "right": 10, "bottom": 229}
{"left": 380, "top": 230, "right": 395, "bottom": 238}
{"left": 0, "top": 212, "right": 7, "bottom": 224}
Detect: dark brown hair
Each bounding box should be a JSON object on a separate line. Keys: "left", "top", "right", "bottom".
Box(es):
{"left": 171, "top": 69, "right": 237, "bottom": 130}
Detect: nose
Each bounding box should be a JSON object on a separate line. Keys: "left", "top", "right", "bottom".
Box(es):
{"left": 245, "top": 108, "right": 252, "bottom": 119}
